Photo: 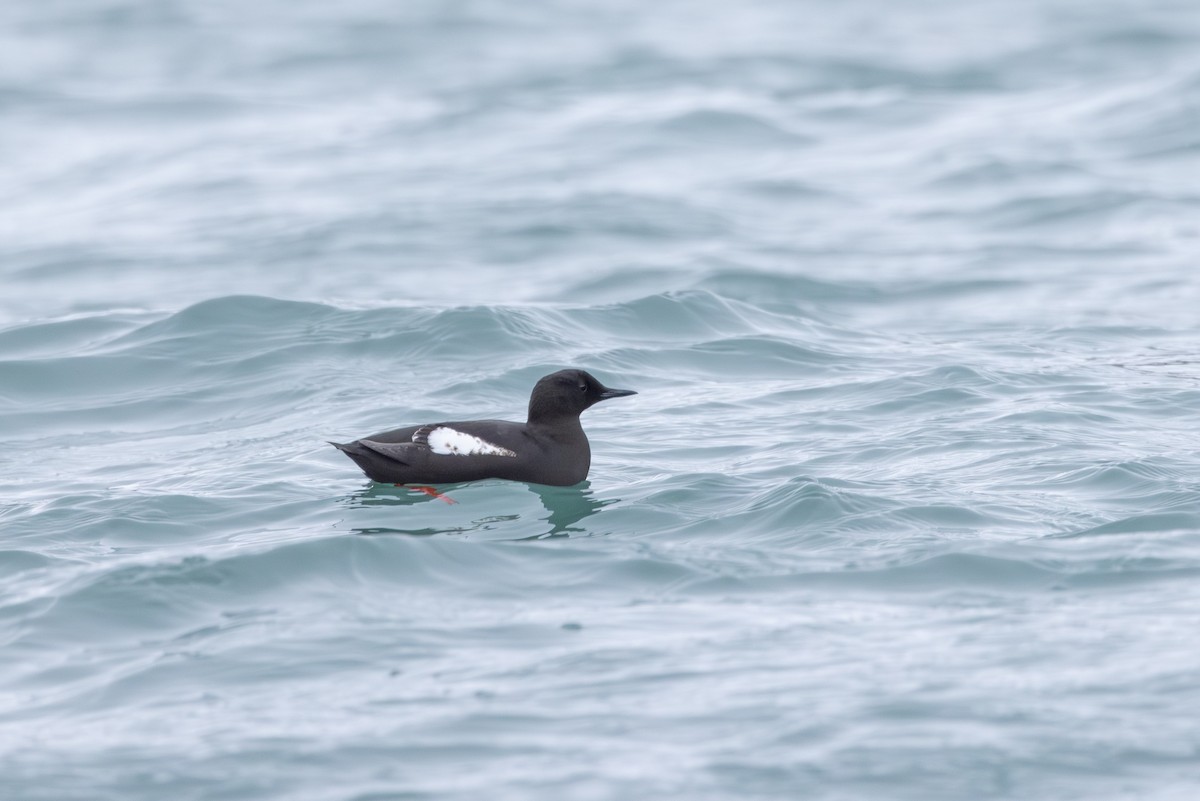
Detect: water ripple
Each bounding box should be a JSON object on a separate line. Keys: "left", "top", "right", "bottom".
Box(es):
{"left": 4, "top": 1, "right": 1200, "bottom": 799}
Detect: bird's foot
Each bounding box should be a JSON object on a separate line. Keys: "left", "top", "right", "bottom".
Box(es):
{"left": 399, "top": 484, "right": 458, "bottom": 504}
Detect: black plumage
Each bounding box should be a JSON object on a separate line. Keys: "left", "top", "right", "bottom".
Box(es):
{"left": 330, "top": 369, "right": 636, "bottom": 487}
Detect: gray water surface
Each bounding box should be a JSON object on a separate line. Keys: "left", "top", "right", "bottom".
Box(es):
{"left": 2, "top": 1, "right": 1200, "bottom": 799}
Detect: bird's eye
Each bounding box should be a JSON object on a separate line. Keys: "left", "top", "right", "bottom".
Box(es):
{"left": 578, "top": 384, "right": 587, "bottom": 392}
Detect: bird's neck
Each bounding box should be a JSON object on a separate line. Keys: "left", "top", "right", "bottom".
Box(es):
{"left": 526, "top": 413, "right": 585, "bottom": 439}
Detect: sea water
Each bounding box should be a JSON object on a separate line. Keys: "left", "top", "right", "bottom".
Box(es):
{"left": 2, "top": 1, "right": 1199, "bottom": 799}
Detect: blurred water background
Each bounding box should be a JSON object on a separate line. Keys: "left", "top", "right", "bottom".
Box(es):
{"left": 3, "top": 0, "right": 1200, "bottom": 799}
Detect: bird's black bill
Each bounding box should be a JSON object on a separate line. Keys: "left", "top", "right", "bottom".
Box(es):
{"left": 598, "top": 387, "right": 637, "bottom": 400}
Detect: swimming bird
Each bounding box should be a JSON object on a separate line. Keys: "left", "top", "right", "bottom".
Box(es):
{"left": 330, "top": 369, "right": 636, "bottom": 487}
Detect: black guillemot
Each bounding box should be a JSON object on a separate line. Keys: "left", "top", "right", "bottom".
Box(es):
{"left": 330, "top": 369, "right": 636, "bottom": 488}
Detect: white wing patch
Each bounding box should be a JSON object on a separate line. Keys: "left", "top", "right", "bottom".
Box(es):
{"left": 421, "top": 426, "right": 516, "bottom": 457}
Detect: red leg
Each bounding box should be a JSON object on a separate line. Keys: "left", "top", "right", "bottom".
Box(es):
{"left": 400, "top": 484, "right": 458, "bottom": 504}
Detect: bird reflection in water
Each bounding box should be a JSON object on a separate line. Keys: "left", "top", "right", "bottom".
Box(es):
{"left": 344, "top": 480, "right": 615, "bottom": 538}
{"left": 527, "top": 481, "right": 614, "bottom": 537}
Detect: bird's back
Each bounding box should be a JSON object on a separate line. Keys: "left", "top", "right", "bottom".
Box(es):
{"left": 332, "top": 417, "right": 591, "bottom": 486}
